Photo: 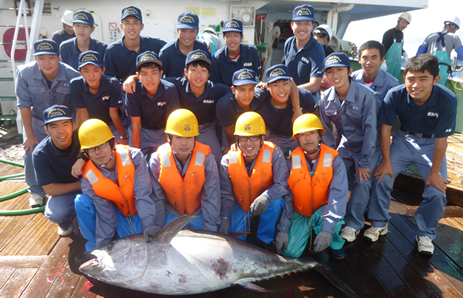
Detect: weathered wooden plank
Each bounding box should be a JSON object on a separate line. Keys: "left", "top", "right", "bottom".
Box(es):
{"left": 20, "top": 237, "right": 73, "bottom": 298}
{"left": 290, "top": 271, "right": 320, "bottom": 298}
{"left": 0, "top": 267, "right": 37, "bottom": 297}
{"left": 45, "top": 261, "right": 82, "bottom": 298}
{"left": 0, "top": 268, "right": 15, "bottom": 289}
{"left": 310, "top": 251, "right": 351, "bottom": 298}
{"left": 70, "top": 276, "right": 99, "bottom": 298}
{"left": 0, "top": 255, "right": 47, "bottom": 268}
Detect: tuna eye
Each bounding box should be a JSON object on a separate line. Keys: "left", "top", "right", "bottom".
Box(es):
{"left": 105, "top": 242, "right": 115, "bottom": 252}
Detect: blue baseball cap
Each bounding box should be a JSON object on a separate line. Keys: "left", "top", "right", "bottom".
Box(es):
{"left": 72, "top": 10, "right": 94, "bottom": 27}
{"left": 43, "top": 105, "right": 73, "bottom": 124}
{"left": 232, "top": 69, "right": 257, "bottom": 86}
{"left": 223, "top": 18, "right": 243, "bottom": 33}
{"left": 136, "top": 51, "right": 162, "bottom": 68}
{"left": 322, "top": 52, "right": 351, "bottom": 72}
{"left": 121, "top": 6, "right": 142, "bottom": 22}
{"left": 177, "top": 11, "right": 199, "bottom": 29}
{"left": 292, "top": 5, "right": 315, "bottom": 21}
{"left": 266, "top": 64, "right": 292, "bottom": 83}
{"left": 78, "top": 51, "right": 103, "bottom": 69}
{"left": 185, "top": 49, "right": 211, "bottom": 66}
{"left": 34, "top": 39, "right": 59, "bottom": 56}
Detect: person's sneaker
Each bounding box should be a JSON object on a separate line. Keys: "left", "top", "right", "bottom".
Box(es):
{"left": 329, "top": 247, "right": 346, "bottom": 259}
{"left": 340, "top": 226, "right": 359, "bottom": 242}
{"left": 29, "top": 193, "right": 44, "bottom": 208}
{"left": 416, "top": 235, "right": 434, "bottom": 255}
{"left": 363, "top": 224, "right": 388, "bottom": 242}
{"left": 57, "top": 218, "right": 77, "bottom": 237}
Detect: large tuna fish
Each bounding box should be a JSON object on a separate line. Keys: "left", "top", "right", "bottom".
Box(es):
{"left": 79, "top": 215, "right": 358, "bottom": 297}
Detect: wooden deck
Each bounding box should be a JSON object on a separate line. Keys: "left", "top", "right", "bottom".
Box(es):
{"left": 0, "top": 135, "right": 463, "bottom": 298}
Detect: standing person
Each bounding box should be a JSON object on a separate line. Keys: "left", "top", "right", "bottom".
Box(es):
{"left": 149, "top": 109, "right": 221, "bottom": 232}
{"left": 416, "top": 16, "right": 463, "bottom": 86}
{"left": 104, "top": 6, "right": 166, "bottom": 85}
{"left": 382, "top": 12, "right": 411, "bottom": 80}
{"left": 60, "top": 10, "right": 107, "bottom": 70}
{"left": 219, "top": 112, "right": 291, "bottom": 253}
{"left": 351, "top": 41, "right": 399, "bottom": 102}
{"left": 32, "top": 105, "right": 85, "bottom": 236}
{"left": 282, "top": 114, "right": 347, "bottom": 259}
{"left": 210, "top": 18, "right": 262, "bottom": 86}
{"left": 368, "top": 54, "right": 457, "bottom": 255}
{"left": 16, "top": 39, "right": 79, "bottom": 208}
{"left": 126, "top": 51, "right": 180, "bottom": 156}
{"left": 75, "top": 119, "right": 158, "bottom": 259}
{"left": 313, "top": 24, "right": 334, "bottom": 57}
{"left": 318, "top": 53, "right": 382, "bottom": 243}
{"left": 159, "top": 11, "right": 209, "bottom": 78}
{"left": 70, "top": 50, "right": 128, "bottom": 142}
{"left": 284, "top": 4, "right": 324, "bottom": 96}
{"left": 51, "top": 10, "right": 76, "bottom": 47}
{"left": 197, "top": 27, "right": 223, "bottom": 56}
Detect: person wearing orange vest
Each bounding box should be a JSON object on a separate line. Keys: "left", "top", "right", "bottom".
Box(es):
{"left": 218, "top": 112, "right": 292, "bottom": 253}
{"left": 281, "top": 114, "right": 348, "bottom": 259}
{"left": 149, "top": 109, "right": 220, "bottom": 231}
{"left": 74, "top": 119, "right": 158, "bottom": 259}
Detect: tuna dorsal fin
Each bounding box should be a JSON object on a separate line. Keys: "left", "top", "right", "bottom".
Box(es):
{"left": 314, "top": 264, "right": 360, "bottom": 298}
{"left": 234, "top": 281, "right": 273, "bottom": 293}
{"left": 153, "top": 215, "right": 199, "bottom": 245}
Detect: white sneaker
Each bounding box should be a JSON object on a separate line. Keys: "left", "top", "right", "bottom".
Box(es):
{"left": 363, "top": 224, "right": 388, "bottom": 242}
{"left": 29, "top": 194, "right": 44, "bottom": 208}
{"left": 58, "top": 218, "right": 77, "bottom": 237}
{"left": 416, "top": 236, "right": 434, "bottom": 255}
{"left": 341, "top": 226, "right": 359, "bottom": 242}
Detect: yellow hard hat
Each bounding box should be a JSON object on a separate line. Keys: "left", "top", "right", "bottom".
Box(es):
{"left": 79, "top": 119, "right": 114, "bottom": 149}
{"left": 165, "top": 109, "right": 199, "bottom": 137}
{"left": 292, "top": 113, "right": 325, "bottom": 139}
{"left": 399, "top": 13, "right": 411, "bottom": 23}
{"left": 234, "top": 111, "right": 266, "bottom": 136}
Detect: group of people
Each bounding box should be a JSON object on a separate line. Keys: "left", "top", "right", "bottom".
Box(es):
{"left": 16, "top": 4, "right": 458, "bottom": 266}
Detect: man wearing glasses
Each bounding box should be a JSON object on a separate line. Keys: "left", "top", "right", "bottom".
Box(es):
{"left": 74, "top": 119, "right": 158, "bottom": 263}
{"left": 218, "top": 112, "right": 292, "bottom": 254}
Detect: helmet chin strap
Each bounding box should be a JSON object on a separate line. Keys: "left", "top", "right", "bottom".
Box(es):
{"left": 303, "top": 143, "right": 321, "bottom": 155}
{"left": 236, "top": 136, "right": 263, "bottom": 159}
{"left": 100, "top": 151, "right": 114, "bottom": 168}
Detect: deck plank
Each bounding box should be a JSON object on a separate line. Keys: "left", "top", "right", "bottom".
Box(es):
{"left": 290, "top": 271, "right": 320, "bottom": 298}
{"left": 0, "top": 268, "right": 15, "bottom": 289}
{"left": 0, "top": 255, "right": 47, "bottom": 268}
{"left": 45, "top": 261, "right": 82, "bottom": 298}
{"left": 0, "top": 267, "right": 38, "bottom": 298}
{"left": 70, "top": 277, "right": 99, "bottom": 298}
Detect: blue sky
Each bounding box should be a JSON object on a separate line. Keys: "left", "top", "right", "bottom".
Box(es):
{"left": 343, "top": 0, "right": 463, "bottom": 58}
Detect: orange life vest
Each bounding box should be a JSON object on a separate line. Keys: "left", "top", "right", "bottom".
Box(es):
{"left": 288, "top": 144, "right": 338, "bottom": 217}
{"left": 83, "top": 145, "right": 137, "bottom": 217}
{"left": 228, "top": 141, "right": 275, "bottom": 212}
{"left": 157, "top": 142, "right": 211, "bottom": 216}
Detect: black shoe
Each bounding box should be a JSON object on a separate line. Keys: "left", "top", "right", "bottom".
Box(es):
{"left": 75, "top": 251, "right": 96, "bottom": 266}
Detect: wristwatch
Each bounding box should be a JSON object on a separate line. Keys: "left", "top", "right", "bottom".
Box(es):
{"left": 77, "top": 152, "right": 89, "bottom": 162}
{"left": 119, "top": 135, "right": 129, "bottom": 140}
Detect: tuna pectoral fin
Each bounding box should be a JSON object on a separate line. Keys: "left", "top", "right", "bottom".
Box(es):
{"left": 153, "top": 215, "right": 199, "bottom": 245}
{"left": 234, "top": 281, "right": 273, "bottom": 293}
{"left": 314, "top": 264, "right": 360, "bottom": 298}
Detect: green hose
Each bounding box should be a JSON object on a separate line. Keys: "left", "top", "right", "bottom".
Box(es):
{"left": 0, "top": 206, "right": 45, "bottom": 215}
{"left": 0, "top": 187, "right": 28, "bottom": 201}
{"left": 0, "top": 173, "right": 25, "bottom": 181}
{"left": 0, "top": 158, "right": 24, "bottom": 167}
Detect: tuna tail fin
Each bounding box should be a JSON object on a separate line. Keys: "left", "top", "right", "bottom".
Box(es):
{"left": 153, "top": 215, "right": 200, "bottom": 245}
{"left": 314, "top": 264, "right": 360, "bottom": 298}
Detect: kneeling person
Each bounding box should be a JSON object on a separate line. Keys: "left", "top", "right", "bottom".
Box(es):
{"left": 75, "top": 119, "right": 158, "bottom": 254}
{"left": 282, "top": 114, "right": 347, "bottom": 259}
{"left": 219, "top": 112, "right": 292, "bottom": 253}
{"left": 149, "top": 109, "right": 220, "bottom": 232}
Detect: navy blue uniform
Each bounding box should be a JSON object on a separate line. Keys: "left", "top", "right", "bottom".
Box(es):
{"left": 70, "top": 75, "right": 122, "bottom": 124}
{"left": 104, "top": 36, "right": 166, "bottom": 83}
{"left": 210, "top": 43, "right": 262, "bottom": 86}
{"left": 51, "top": 29, "right": 75, "bottom": 48}
{"left": 60, "top": 37, "right": 108, "bottom": 70}
{"left": 216, "top": 90, "right": 266, "bottom": 127}
{"left": 159, "top": 39, "right": 209, "bottom": 78}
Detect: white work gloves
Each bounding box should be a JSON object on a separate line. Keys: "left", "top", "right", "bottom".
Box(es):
{"left": 250, "top": 195, "right": 269, "bottom": 216}
{"left": 275, "top": 230, "right": 288, "bottom": 254}
{"left": 219, "top": 217, "right": 230, "bottom": 234}
{"left": 313, "top": 231, "right": 332, "bottom": 253}
{"left": 143, "top": 226, "right": 161, "bottom": 243}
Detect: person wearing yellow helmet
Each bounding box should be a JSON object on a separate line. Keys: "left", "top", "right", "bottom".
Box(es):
{"left": 218, "top": 111, "right": 292, "bottom": 254}
{"left": 74, "top": 118, "right": 158, "bottom": 264}
{"left": 148, "top": 109, "right": 221, "bottom": 232}
{"left": 281, "top": 113, "right": 347, "bottom": 259}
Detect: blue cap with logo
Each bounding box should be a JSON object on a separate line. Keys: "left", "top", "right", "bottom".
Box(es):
{"left": 322, "top": 52, "right": 351, "bottom": 72}
{"left": 78, "top": 50, "right": 103, "bottom": 69}
{"left": 72, "top": 10, "right": 94, "bottom": 27}
{"left": 177, "top": 11, "right": 199, "bottom": 29}
{"left": 292, "top": 5, "right": 315, "bottom": 21}
{"left": 185, "top": 49, "right": 211, "bottom": 66}
{"left": 121, "top": 6, "right": 142, "bottom": 22}
{"left": 223, "top": 18, "right": 243, "bottom": 33}
{"left": 43, "top": 105, "right": 73, "bottom": 124}
{"left": 34, "top": 39, "right": 59, "bottom": 56}
{"left": 232, "top": 69, "right": 257, "bottom": 86}
{"left": 266, "top": 64, "right": 292, "bottom": 83}
{"left": 136, "top": 51, "right": 162, "bottom": 68}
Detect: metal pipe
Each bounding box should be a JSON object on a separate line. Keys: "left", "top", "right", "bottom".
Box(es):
{"left": 11, "top": 0, "right": 25, "bottom": 78}
{"left": 327, "top": 4, "right": 355, "bottom": 34}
